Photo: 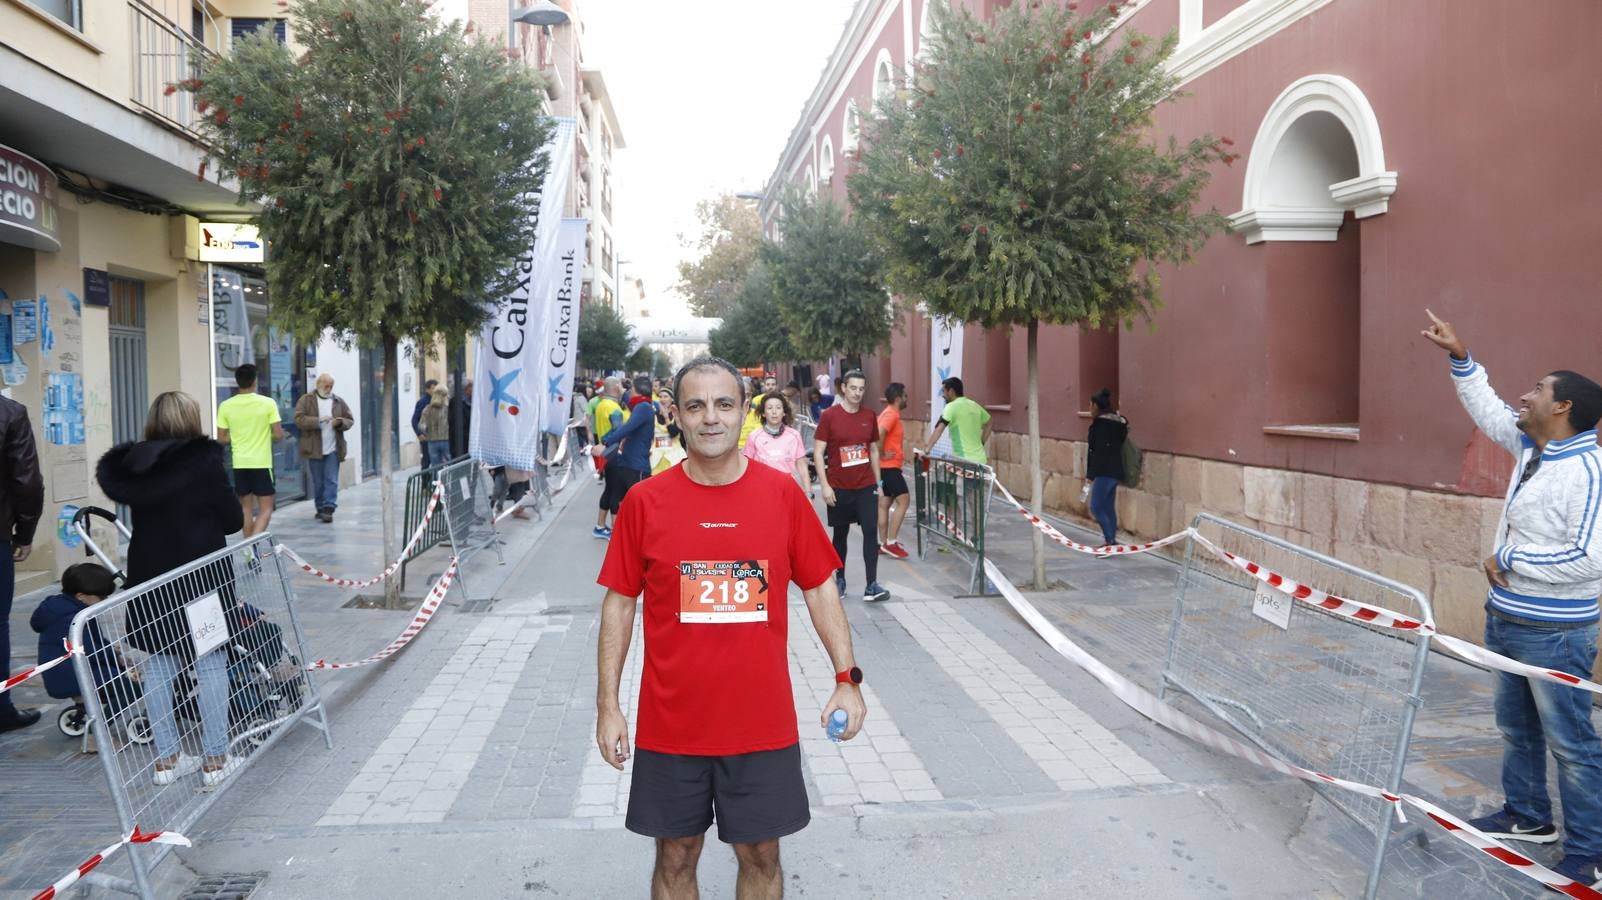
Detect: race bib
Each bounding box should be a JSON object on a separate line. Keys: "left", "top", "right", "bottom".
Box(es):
{"left": 678, "top": 560, "right": 770, "bottom": 624}
{"left": 654, "top": 433, "right": 671, "bottom": 449}
{"left": 840, "top": 443, "right": 869, "bottom": 467}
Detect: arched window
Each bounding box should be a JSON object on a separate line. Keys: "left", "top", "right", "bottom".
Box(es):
{"left": 803, "top": 165, "right": 816, "bottom": 197}
{"left": 842, "top": 101, "right": 862, "bottom": 155}
{"left": 818, "top": 136, "right": 835, "bottom": 187}
{"left": 917, "top": 0, "right": 939, "bottom": 60}
{"left": 871, "top": 49, "right": 896, "bottom": 113}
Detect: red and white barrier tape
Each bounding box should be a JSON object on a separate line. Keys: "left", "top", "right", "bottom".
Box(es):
{"left": 2, "top": 639, "right": 71, "bottom": 696}
{"left": 276, "top": 482, "right": 444, "bottom": 588}
{"left": 983, "top": 559, "right": 1602, "bottom": 900}
{"left": 305, "top": 556, "right": 459, "bottom": 670}
{"left": 991, "top": 479, "right": 1192, "bottom": 556}
{"left": 33, "top": 827, "right": 190, "bottom": 900}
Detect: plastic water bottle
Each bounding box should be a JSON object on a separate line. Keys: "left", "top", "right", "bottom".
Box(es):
{"left": 826, "top": 709, "right": 849, "bottom": 742}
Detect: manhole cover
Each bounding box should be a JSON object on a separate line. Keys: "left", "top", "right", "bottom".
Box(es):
{"left": 180, "top": 872, "right": 266, "bottom": 900}
{"left": 343, "top": 594, "right": 428, "bottom": 609}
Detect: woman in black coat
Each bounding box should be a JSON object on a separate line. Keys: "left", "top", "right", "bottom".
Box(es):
{"left": 97, "top": 391, "right": 244, "bottom": 786}
{"left": 1085, "top": 388, "right": 1129, "bottom": 547}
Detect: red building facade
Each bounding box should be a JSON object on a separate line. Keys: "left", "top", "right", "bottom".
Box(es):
{"left": 760, "top": 0, "right": 1602, "bottom": 642}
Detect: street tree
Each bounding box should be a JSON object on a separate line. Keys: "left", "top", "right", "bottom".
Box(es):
{"left": 707, "top": 264, "right": 796, "bottom": 369}
{"left": 180, "top": 0, "right": 552, "bottom": 606}
{"left": 626, "top": 346, "right": 673, "bottom": 381}
{"left": 762, "top": 191, "right": 892, "bottom": 363}
{"left": 851, "top": 1, "right": 1231, "bottom": 589}
{"left": 578, "top": 302, "right": 635, "bottom": 374}
{"left": 677, "top": 193, "right": 764, "bottom": 317}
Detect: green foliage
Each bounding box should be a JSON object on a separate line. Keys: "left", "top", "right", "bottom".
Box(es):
{"left": 849, "top": 1, "right": 1232, "bottom": 330}
{"left": 578, "top": 302, "right": 634, "bottom": 373}
{"left": 707, "top": 263, "right": 796, "bottom": 367}
{"left": 180, "top": 0, "right": 554, "bottom": 346}
{"left": 626, "top": 346, "right": 673, "bottom": 380}
{"left": 761, "top": 191, "right": 892, "bottom": 361}
{"left": 677, "top": 194, "right": 764, "bottom": 317}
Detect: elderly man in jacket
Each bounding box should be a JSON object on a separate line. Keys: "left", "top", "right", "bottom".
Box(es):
{"left": 1424, "top": 310, "right": 1602, "bottom": 888}
{"left": 0, "top": 396, "right": 44, "bottom": 733}
{"left": 294, "top": 374, "right": 354, "bottom": 523}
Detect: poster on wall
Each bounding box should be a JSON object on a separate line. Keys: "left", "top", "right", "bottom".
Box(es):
{"left": 12, "top": 300, "right": 36, "bottom": 344}
{"left": 929, "top": 315, "right": 963, "bottom": 458}
{"left": 43, "top": 371, "right": 84, "bottom": 445}
{"left": 0, "top": 314, "right": 11, "bottom": 365}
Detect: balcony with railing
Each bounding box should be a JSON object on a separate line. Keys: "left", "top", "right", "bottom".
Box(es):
{"left": 129, "top": 0, "right": 215, "bottom": 134}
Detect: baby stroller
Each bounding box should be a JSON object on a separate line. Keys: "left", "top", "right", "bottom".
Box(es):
{"left": 71, "top": 507, "right": 307, "bottom": 753}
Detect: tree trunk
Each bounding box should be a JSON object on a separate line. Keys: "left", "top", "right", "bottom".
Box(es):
{"left": 381, "top": 335, "right": 402, "bottom": 609}
{"left": 1027, "top": 321, "right": 1046, "bottom": 591}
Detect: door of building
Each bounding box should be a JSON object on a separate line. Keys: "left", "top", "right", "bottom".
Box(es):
{"left": 359, "top": 346, "right": 400, "bottom": 478}
{"left": 108, "top": 277, "right": 147, "bottom": 523}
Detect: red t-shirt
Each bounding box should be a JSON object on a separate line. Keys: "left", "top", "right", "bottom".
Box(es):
{"left": 816, "top": 404, "right": 879, "bottom": 490}
{"left": 596, "top": 461, "right": 841, "bottom": 755}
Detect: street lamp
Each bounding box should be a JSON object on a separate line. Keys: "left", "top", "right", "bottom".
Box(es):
{"left": 508, "top": 0, "right": 569, "bottom": 49}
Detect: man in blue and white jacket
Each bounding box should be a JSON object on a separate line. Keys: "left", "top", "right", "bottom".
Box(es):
{"left": 1424, "top": 309, "right": 1602, "bottom": 886}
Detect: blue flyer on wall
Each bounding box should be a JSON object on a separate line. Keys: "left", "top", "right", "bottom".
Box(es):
{"left": 0, "top": 314, "right": 12, "bottom": 365}
{"left": 12, "top": 300, "right": 35, "bottom": 344}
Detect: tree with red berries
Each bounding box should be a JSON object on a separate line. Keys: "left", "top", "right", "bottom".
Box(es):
{"left": 179, "top": 0, "right": 552, "bottom": 606}
{"left": 851, "top": 0, "right": 1231, "bottom": 590}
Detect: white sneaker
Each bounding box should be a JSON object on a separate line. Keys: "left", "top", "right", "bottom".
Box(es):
{"left": 152, "top": 753, "right": 201, "bottom": 785}
{"left": 202, "top": 755, "right": 243, "bottom": 787}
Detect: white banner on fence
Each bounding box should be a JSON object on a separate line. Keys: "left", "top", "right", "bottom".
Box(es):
{"left": 929, "top": 314, "right": 963, "bottom": 458}
{"left": 540, "top": 218, "right": 587, "bottom": 436}
{"left": 471, "top": 118, "right": 576, "bottom": 468}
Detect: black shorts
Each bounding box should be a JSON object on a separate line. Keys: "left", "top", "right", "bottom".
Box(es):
{"left": 233, "top": 468, "right": 276, "bottom": 496}
{"left": 826, "top": 485, "right": 878, "bottom": 528}
{"left": 880, "top": 468, "right": 909, "bottom": 499}
{"left": 603, "top": 464, "right": 648, "bottom": 514}
{"left": 627, "top": 743, "right": 810, "bottom": 844}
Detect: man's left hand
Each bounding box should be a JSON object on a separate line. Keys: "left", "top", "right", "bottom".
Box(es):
{"left": 1483, "top": 554, "right": 1510, "bottom": 589}
{"left": 820, "top": 684, "right": 867, "bottom": 742}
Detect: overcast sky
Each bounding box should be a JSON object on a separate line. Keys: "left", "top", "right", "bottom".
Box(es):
{"left": 577, "top": 0, "right": 858, "bottom": 319}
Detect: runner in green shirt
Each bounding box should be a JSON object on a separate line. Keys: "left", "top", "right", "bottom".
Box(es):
{"left": 921, "top": 376, "right": 992, "bottom": 465}
{"left": 216, "top": 363, "right": 284, "bottom": 538}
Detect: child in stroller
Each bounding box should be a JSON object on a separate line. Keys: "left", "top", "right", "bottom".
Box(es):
{"left": 30, "top": 563, "right": 150, "bottom": 748}
{"left": 163, "top": 599, "right": 305, "bottom": 751}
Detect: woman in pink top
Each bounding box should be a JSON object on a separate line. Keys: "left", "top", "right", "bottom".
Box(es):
{"left": 742, "top": 392, "right": 811, "bottom": 494}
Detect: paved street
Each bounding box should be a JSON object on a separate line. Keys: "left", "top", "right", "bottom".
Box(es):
{"left": 0, "top": 467, "right": 1570, "bottom": 898}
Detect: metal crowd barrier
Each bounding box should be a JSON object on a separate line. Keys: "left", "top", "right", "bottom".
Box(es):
{"left": 399, "top": 455, "right": 465, "bottom": 591}
{"left": 1159, "top": 513, "right": 1431, "bottom": 900}
{"left": 912, "top": 450, "right": 995, "bottom": 594}
{"left": 795, "top": 414, "right": 818, "bottom": 482}
{"left": 68, "top": 535, "right": 330, "bottom": 899}
{"left": 438, "top": 457, "right": 503, "bottom": 598}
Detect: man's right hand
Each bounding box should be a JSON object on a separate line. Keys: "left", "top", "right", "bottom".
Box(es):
{"left": 597, "top": 707, "right": 631, "bottom": 770}
{"left": 1421, "top": 309, "right": 1467, "bottom": 359}
{"left": 821, "top": 485, "right": 837, "bottom": 507}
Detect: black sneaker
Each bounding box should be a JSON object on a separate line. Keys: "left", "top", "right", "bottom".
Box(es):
{"left": 1551, "top": 855, "right": 1602, "bottom": 891}
{"left": 834, "top": 571, "right": 846, "bottom": 595}
{"left": 1466, "top": 806, "right": 1558, "bottom": 844}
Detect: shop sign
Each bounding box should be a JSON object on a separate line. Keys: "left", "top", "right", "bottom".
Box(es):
{"left": 198, "top": 222, "right": 264, "bottom": 263}
{"left": 0, "top": 144, "right": 60, "bottom": 253}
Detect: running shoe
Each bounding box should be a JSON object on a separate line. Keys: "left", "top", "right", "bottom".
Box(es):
{"left": 1552, "top": 855, "right": 1602, "bottom": 890}
{"left": 881, "top": 542, "right": 910, "bottom": 560}
{"left": 1465, "top": 806, "right": 1558, "bottom": 843}
{"left": 864, "top": 582, "right": 890, "bottom": 602}
{"left": 591, "top": 526, "right": 611, "bottom": 540}
{"left": 834, "top": 571, "right": 846, "bottom": 595}
{"left": 201, "top": 755, "right": 243, "bottom": 787}
{"left": 152, "top": 753, "right": 201, "bottom": 785}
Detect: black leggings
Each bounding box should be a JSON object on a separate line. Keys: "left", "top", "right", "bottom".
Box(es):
{"left": 827, "top": 486, "right": 879, "bottom": 587}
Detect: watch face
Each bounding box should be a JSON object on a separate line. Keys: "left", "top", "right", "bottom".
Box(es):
{"left": 850, "top": 666, "right": 863, "bottom": 684}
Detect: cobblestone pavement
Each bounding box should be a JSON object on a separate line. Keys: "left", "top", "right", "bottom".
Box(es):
{"left": 0, "top": 467, "right": 1561, "bottom": 898}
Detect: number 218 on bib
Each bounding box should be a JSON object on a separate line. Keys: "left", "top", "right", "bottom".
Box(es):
{"left": 678, "top": 560, "right": 769, "bottom": 623}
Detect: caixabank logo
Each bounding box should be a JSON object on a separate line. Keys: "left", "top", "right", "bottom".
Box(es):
{"left": 489, "top": 369, "right": 523, "bottom": 417}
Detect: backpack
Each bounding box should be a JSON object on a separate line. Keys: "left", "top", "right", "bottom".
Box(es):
{"left": 1120, "top": 433, "right": 1143, "bottom": 488}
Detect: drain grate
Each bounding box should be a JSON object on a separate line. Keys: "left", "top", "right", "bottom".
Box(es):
{"left": 180, "top": 872, "right": 266, "bottom": 900}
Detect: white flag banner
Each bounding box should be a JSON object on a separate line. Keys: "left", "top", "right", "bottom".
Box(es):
{"left": 929, "top": 314, "right": 963, "bottom": 458}
{"left": 539, "top": 218, "right": 586, "bottom": 436}
{"left": 472, "top": 118, "right": 575, "bottom": 468}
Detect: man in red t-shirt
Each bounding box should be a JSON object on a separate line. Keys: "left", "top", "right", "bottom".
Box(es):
{"left": 813, "top": 369, "right": 890, "bottom": 603}
{"left": 877, "top": 382, "right": 911, "bottom": 559}
{"left": 596, "top": 356, "right": 868, "bottom": 898}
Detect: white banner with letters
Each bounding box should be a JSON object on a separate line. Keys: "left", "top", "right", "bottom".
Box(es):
{"left": 472, "top": 118, "right": 575, "bottom": 468}
{"left": 929, "top": 314, "right": 963, "bottom": 458}
{"left": 539, "top": 218, "right": 586, "bottom": 436}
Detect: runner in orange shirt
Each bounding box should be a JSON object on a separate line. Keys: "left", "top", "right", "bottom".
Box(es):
{"left": 877, "top": 383, "right": 911, "bottom": 559}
